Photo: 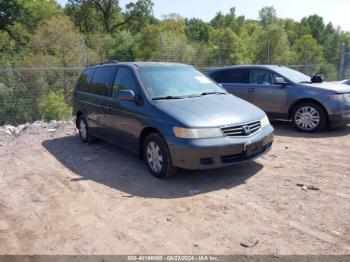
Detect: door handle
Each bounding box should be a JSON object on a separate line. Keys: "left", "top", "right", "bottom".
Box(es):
{"left": 248, "top": 87, "right": 256, "bottom": 92}
{"left": 106, "top": 105, "right": 112, "bottom": 111}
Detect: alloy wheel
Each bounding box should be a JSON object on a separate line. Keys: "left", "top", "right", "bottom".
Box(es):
{"left": 294, "top": 106, "right": 320, "bottom": 131}
{"left": 79, "top": 119, "right": 87, "bottom": 141}
{"left": 146, "top": 141, "right": 163, "bottom": 173}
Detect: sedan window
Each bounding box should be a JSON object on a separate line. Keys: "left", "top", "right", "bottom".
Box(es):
{"left": 210, "top": 69, "right": 249, "bottom": 84}
{"left": 250, "top": 69, "right": 275, "bottom": 85}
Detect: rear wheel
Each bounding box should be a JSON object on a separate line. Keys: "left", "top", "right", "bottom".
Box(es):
{"left": 143, "top": 133, "right": 177, "bottom": 178}
{"left": 292, "top": 102, "right": 327, "bottom": 132}
{"left": 77, "top": 116, "right": 95, "bottom": 143}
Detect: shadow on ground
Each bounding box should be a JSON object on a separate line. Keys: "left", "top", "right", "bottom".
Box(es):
{"left": 271, "top": 120, "right": 350, "bottom": 138}
{"left": 42, "top": 135, "right": 262, "bottom": 199}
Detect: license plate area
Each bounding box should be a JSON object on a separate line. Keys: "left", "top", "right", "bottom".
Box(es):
{"left": 245, "top": 141, "right": 263, "bottom": 156}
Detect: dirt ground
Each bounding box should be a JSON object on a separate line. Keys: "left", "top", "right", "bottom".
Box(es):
{"left": 0, "top": 121, "right": 349, "bottom": 255}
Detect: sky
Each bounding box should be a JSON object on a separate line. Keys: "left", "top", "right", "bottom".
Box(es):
{"left": 57, "top": 0, "right": 350, "bottom": 32}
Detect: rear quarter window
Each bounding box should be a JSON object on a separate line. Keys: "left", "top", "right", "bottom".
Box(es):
{"left": 76, "top": 68, "right": 94, "bottom": 92}
{"left": 210, "top": 69, "right": 249, "bottom": 84}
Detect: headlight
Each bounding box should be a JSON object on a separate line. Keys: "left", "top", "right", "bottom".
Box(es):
{"left": 173, "top": 127, "right": 223, "bottom": 139}
{"left": 260, "top": 116, "right": 270, "bottom": 128}
{"left": 329, "top": 93, "right": 350, "bottom": 104}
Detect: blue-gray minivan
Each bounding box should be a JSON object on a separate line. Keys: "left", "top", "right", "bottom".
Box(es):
{"left": 73, "top": 62, "right": 274, "bottom": 178}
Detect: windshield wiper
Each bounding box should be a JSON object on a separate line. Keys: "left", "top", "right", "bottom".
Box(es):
{"left": 299, "top": 81, "right": 312, "bottom": 84}
{"left": 152, "top": 95, "right": 185, "bottom": 100}
{"left": 199, "top": 92, "right": 227, "bottom": 96}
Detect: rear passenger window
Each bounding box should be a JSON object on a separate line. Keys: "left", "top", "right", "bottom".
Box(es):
{"left": 77, "top": 69, "right": 94, "bottom": 92}
{"left": 90, "top": 66, "right": 117, "bottom": 96}
{"left": 112, "top": 67, "right": 138, "bottom": 96}
{"left": 210, "top": 69, "right": 249, "bottom": 84}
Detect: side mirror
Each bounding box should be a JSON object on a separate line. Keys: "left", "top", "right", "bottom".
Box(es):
{"left": 118, "top": 90, "right": 136, "bottom": 102}
{"left": 274, "top": 77, "right": 288, "bottom": 86}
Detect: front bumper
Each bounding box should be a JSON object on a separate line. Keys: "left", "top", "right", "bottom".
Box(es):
{"left": 328, "top": 112, "right": 350, "bottom": 127}
{"left": 166, "top": 125, "right": 274, "bottom": 170}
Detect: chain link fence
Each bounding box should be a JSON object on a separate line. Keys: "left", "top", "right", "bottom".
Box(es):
{"left": 1, "top": 41, "right": 349, "bottom": 125}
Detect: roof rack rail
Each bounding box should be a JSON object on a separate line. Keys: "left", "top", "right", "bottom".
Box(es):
{"left": 88, "top": 60, "right": 118, "bottom": 67}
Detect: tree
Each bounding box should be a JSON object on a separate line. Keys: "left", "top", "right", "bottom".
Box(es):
{"left": 301, "top": 15, "right": 325, "bottom": 44}
{"left": 23, "top": 15, "right": 83, "bottom": 102}
{"left": 293, "top": 35, "right": 323, "bottom": 64}
{"left": 259, "top": 6, "right": 277, "bottom": 27}
{"left": 253, "top": 24, "right": 291, "bottom": 64}
{"left": 66, "top": 0, "right": 153, "bottom": 33}
{"left": 210, "top": 8, "right": 245, "bottom": 34}
{"left": 209, "top": 27, "right": 248, "bottom": 65}
{"left": 186, "top": 18, "right": 210, "bottom": 42}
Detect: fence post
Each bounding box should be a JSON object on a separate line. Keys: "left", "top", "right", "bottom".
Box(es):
{"left": 159, "top": 32, "right": 164, "bottom": 61}
{"left": 304, "top": 45, "right": 310, "bottom": 75}
{"left": 338, "top": 43, "right": 346, "bottom": 80}
{"left": 267, "top": 41, "right": 270, "bottom": 64}
{"left": 217, "top": 42, "right": 222, "bottom": 66}
{"left": 80, "top": 36, "right": 88, "bottom": 67}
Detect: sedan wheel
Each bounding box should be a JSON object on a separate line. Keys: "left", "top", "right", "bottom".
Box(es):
{"left": 292, "top": 102, "right": 327, "bottom": 132}
{"left": 294, "top": 106, "right": 320, "bottom": 130}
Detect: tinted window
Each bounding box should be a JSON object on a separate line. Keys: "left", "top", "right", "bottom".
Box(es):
{"left": 250, "top": 69, "right": 276, "bottom": 85}
{"left": 210, "top": 69, "right": 249, "bottom": 84}
{"left": 77, "top": 68, "right": 94, "bottom": 92}
{"left": 90, "top": 66, "right": 117, "bottom": 96}
{"left": 112, "top": 67, "right": 138, "bottom": 96}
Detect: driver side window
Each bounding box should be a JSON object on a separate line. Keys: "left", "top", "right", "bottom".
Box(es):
{"left": 112, "top": 67, "right": 138, "bottom": 97}
{"left": 250, "top": 69, "right": 277, "bottom": 85}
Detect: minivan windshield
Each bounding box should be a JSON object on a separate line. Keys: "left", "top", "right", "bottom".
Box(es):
{"left": 138, "top": 66, "right": 226, "bottom": 99}
{"left": 273, "top": 67, "right": 311, "bottom": 83}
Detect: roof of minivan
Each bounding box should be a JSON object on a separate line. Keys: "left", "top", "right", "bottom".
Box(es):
{"left": 87, "top": 61, "right": 190, "bottom": 69}
{"left": 207, "top": 65, "right": 285, "bottom": 72}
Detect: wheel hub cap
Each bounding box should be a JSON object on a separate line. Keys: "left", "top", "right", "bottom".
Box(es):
{"left": 295, "top": 106, "right": 320, "bottom": 130}
{"left": 79, "top": 120, "right": 87, "bottom": 140}
{"left": 146, "top": 142, "right": 163, "bottom": 172}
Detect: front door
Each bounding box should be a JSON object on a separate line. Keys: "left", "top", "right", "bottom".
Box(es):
{"left": 104, "top": 66, "right": 142, "bottom": 152}
{"left": 247, "top": 69, "right": 288, "bottom": 115}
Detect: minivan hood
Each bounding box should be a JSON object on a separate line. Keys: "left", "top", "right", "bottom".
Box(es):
{"left": 302, "top": 82, "right": 350, "bottom": 93}
{"left": 153, "top": 94, "right": 266, "bottom": 128}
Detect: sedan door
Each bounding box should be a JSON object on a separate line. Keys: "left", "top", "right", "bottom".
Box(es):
{"left": 247, "top": 69, "right": 288, "bottom": 116}
{"left": 210, "top": 69, "right": 250, "bottom": 100}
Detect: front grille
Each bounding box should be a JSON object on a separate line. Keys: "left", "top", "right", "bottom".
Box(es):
{"left": 221, "top": 121, "right": 261, "bottom": 137}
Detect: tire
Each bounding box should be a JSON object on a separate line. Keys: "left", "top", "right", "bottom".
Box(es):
{"left": 143, "top": 133, "right": 178, "bottom": 178}
{"left": 77, "top": 115, "right": 95, "bottom": 143}
{"left": 291, "top": 102, "right": 327, "bottom": 132}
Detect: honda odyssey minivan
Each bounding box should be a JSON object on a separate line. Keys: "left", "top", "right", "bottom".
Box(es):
{"left": 73, "top": 62, "right": 274, "bottom": 178}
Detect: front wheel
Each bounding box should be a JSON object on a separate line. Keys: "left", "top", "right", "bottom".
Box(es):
{"left": 291, "top": 102, "right": 327, "bottom": 132}
{"left": 143, "top": 133, "right": 178, "bottom": 179}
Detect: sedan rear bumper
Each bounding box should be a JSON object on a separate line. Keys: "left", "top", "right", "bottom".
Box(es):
{"left": 166, "top": 125, "right": 274, "bottom": 170}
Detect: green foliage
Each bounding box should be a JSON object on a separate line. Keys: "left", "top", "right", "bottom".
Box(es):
{"left": 292, "top": 34, "right": 323, "bottom": 64}
{"left": 1, "top": 1, "right": 350, "bottom": 125}
{"left": 259, "top": 6, "right": 277, "bottom": 27}
{"left": 40, "top": 90, "right": 72, "bottom": 121}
